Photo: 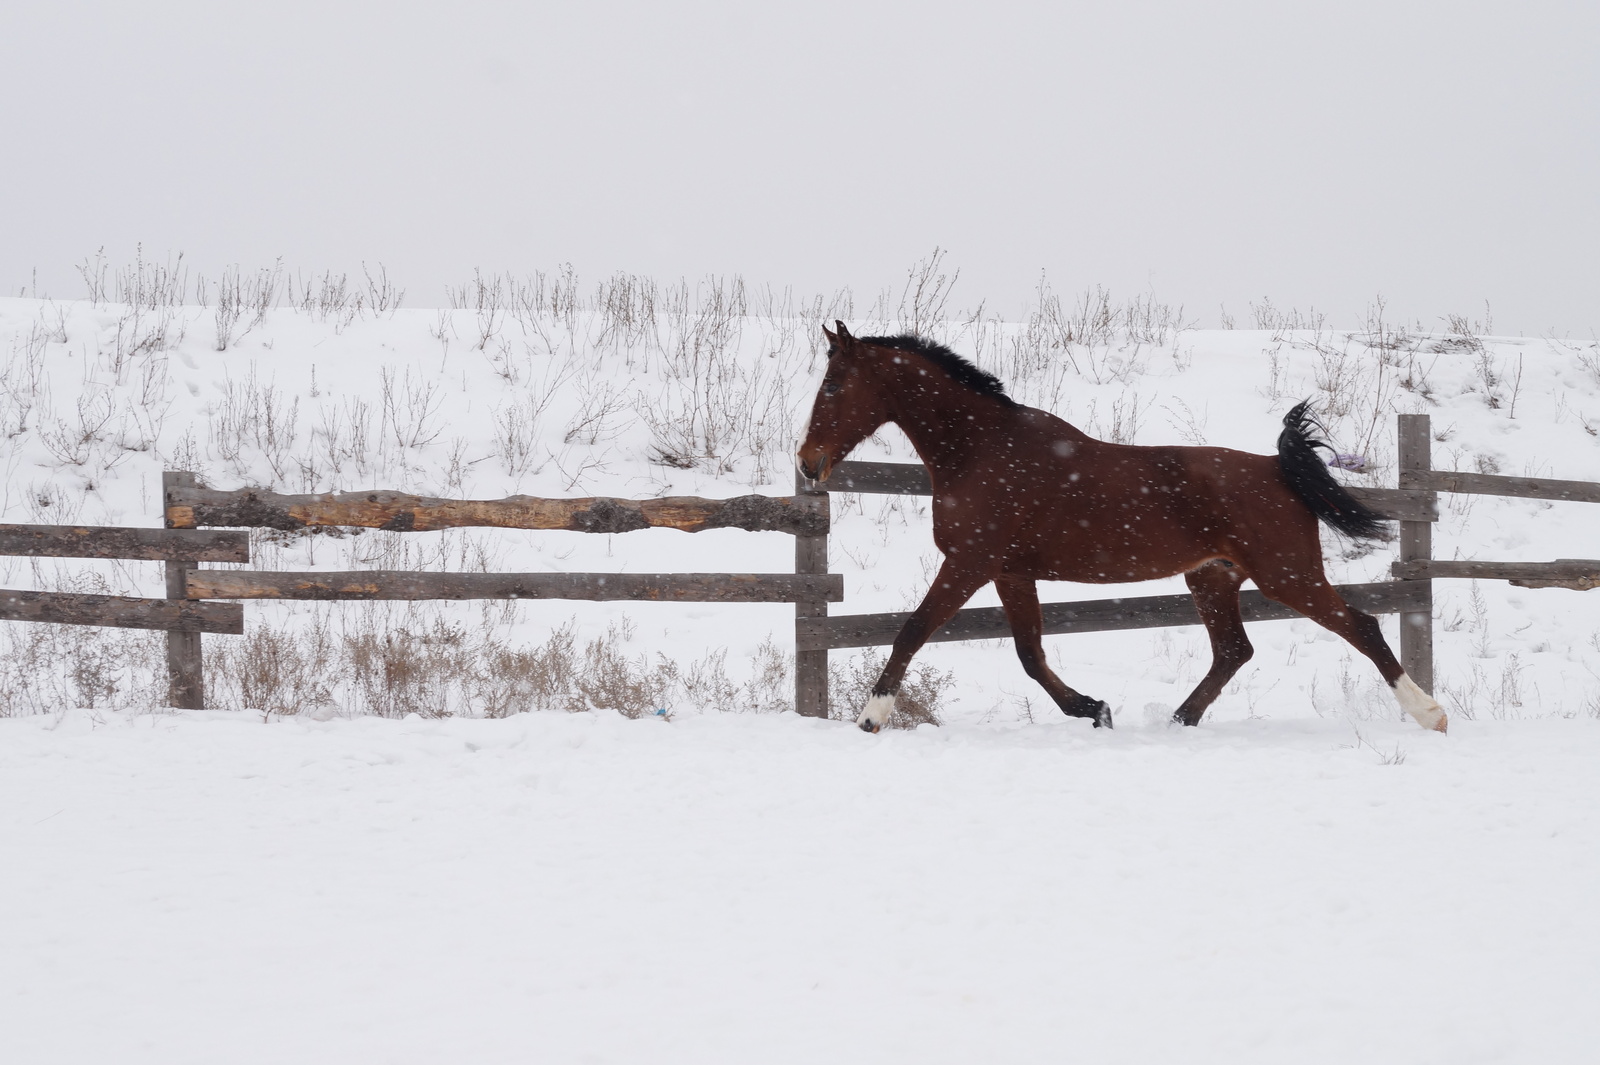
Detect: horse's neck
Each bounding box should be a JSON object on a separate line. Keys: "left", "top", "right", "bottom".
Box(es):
{"left": 888, "top": 382, "right": 1014, "bottom": 469}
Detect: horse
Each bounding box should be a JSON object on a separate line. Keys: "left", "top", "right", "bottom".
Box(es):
{"left": 797, "top": 321, "right": 1447, "bottom": 735}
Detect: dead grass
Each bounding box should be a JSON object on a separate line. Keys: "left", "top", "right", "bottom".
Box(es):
{"left": 0, "top": 622, "right": 163, "bottom": 717}
{"left": 200, "top": 607, "right": 797, "bottom": 721}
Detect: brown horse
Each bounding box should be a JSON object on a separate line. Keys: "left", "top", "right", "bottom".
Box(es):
{"left": 797, "top": 322, "right": 1447, "bottom": 734}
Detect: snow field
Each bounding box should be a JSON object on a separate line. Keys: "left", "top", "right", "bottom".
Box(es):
{"left": 4, "top": 708, "right": 1599, "bottom": 1063}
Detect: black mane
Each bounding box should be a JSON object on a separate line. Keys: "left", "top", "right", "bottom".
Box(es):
{"left": 859, "top": 334, "right": 1015, "bottom": 405}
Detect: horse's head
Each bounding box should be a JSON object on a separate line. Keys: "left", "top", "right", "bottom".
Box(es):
{"left": 797, "top": 321, "right": 890, "bottom": 482}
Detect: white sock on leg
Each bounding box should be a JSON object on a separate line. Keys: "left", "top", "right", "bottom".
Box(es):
{"left": 1393, "top": 674, "right": 1448, "bottom": 732}
{"left": 857, "top": 694, "right": 895, "bottom": 732}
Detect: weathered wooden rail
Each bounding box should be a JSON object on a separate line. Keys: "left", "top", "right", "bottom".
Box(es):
{"left": 1391, "top": 559, "right": 1600, "bottom": 583}
{"left": 0, "top": 587, "right": 243, "bottom": 633}
{"left": 185, "top": 570, "right": 842, "bottom": 604}
{"left": 0, "top": 523, "right": 249, "bottom": 561}
{"left": 163, "top": 483, "right": 827, "bottom": 536}
{"left": 797, "top": 581, "right": 1429, "bottom": 652}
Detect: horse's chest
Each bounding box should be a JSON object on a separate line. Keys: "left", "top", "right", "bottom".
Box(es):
{"left": 931, "top": 485, "right": 1049, "bottom": 556}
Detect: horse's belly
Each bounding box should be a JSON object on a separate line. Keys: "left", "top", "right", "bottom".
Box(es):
{"left": 1034, "top": 556, "right": 1194, "bottom": 584}
{"left": 1005, "top": 517, "right": 1214, "bottom": 583}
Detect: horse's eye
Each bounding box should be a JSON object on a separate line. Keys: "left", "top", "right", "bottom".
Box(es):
{"left": 823, "top": 380, "right": 841, "bottom": 396}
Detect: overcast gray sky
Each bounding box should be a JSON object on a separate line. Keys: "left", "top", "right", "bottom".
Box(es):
{"left": 3, "top": 1, "right": 1596, "bottom": 334}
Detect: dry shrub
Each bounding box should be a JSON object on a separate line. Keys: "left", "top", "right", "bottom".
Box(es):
{"left": 650, "top": 638, "right": 792, "bottom": 716}
{"left": 0, "top": 623, "right": 162, "bottom": 717}
{"left": 345, "top": 617, "right": 471, "bottom": 718}
{"left": 570, "top": 627, "right": 664, "bottom": 717}
{"left": 208, "top": 623, "right": 336, "bottom": 717}
{"left": 743, "top": 638, "right": 793, "bottom": 714}
{"left": 201, "top": 608, "right": 796, "bottom": 720}
{"left": 829, "top": 648, "right": 952, "bottom": 729}
{"left": 479, "top": 623, "right": 578, "bottom": 717}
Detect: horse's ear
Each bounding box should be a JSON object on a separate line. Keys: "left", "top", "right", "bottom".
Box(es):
{"left": 822, "top": 322, "right": 837, "bottom": 343}
{"left": 835, "top": 320, "right": 853, "bottom": 339}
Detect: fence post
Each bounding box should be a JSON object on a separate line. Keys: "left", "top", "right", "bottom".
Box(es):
{"left": 794, "top": 471, "right": 830, "bottom": 717}
{"left": 1396, "top": 414, "right": 1435, "bottom": 692}
{"left": 163, "top": 471, "right": 205, "bottom": 709}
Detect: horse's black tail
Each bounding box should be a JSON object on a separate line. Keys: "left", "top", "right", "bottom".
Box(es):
{"left": 1277, "top": 400, "right": 1391, "bottom": 541}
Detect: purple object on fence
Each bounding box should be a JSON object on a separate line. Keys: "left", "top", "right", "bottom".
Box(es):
{"left": 1328, "top": 453, "right": 1370, "bottom": 472}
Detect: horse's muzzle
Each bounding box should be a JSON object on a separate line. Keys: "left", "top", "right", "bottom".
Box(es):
{"left": 796, "top": 448, "right": 832, "bottom": 483}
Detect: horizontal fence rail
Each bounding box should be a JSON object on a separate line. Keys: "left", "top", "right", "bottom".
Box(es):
{"left": 0, "top": 523, "right": 249, "bottom": 562}
{"left": 825, "top": 462, "right": 1439, "bottom": 523}
{"left": 187, "top": 571, "right": 845, "bottom": 604}
{"left": 1392, "top": 559, "right": 1600, "bottom": 582}
{"left": 0, "top": 589, "right": 244, "bottom": 634}
{"left": 164, "top": 484, "right": 828, "bottom": 536}
{"left": 799, "top": 581, "right": 1428, "bottom": 652}
{"left": 1401, "top": 469, "right": 1600, "bottom": 504}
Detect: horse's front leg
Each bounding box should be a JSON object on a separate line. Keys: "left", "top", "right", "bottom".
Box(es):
{"left": 858, "top": 558, "right": 992, "bottom": 733}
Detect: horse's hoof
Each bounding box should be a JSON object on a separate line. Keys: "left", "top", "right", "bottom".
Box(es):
{"left": 856, "top": 693, "right": 894, "bottom": 734}
{"left": 1093, "top": 701, "right": 1113, "bottom": 729}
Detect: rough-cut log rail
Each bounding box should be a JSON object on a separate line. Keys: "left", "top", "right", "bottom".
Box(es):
{"left": 1501, "top": 560, "right": 1600, "bottom": 591}
{"left": 164, "top": 484, "right": 828, "bottom": 536}
{"left": 0, "top": 589, "right": 245, "bottom": 634}
{"left": 0, "top": 524, "right": 249, "bottom": 562}
{"left": 1392, "top": 559, "right": 1600, "bottom": 583}
{"left": 187, "top": 571, "right": 846, "bottom": 604}
{"left": 819, "top": 462, "right": 1437, "bottom": 522}
{"left": 1402, "top": 469, "right": 1600, "bottom": 505}
{"left": 798, "top": 581, "right": 1429, "bottom": 652}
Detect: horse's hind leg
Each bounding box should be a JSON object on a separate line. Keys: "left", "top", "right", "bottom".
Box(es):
{"left": 996, "top": 576, "right": 1113, "bottom": 728}
{"left": 1254, "top": 569, "right": 1448, "bottom": 732}
{"left": 1173, "top": 560, "right": 1254, "bottom": 727}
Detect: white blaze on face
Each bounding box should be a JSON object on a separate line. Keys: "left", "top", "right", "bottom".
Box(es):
{"left": 857, "top": 694, "right": 895, "bottom": 732}
{"left": 1393, "top": 673, "right": 1448, "bottom": 732}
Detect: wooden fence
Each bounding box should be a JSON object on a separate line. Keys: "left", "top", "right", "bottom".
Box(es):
{"left": 4, "top": 412, "right": 1599, "bottom": 717}
{"left": 0, "top": 520, "right": 248, "bottom": 707}
{"left": 158, "top": 471, "right": 839, "bottom": 708}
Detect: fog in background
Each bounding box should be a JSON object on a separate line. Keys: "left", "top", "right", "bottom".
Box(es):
{"left": 3, "top": 1, "right": 1596, "bottom": 335}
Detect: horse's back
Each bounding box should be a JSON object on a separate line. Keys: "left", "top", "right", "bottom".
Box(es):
{"left": 1098, "top": 440, "right": 1308, "bottom": 523}
{"left": 1000, "top": 415, "right": 1318, "bottom": 577}
{"left": 927, "top": 406, "right": 1323, "bottom": 580}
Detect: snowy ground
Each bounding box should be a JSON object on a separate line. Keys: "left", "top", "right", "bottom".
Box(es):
{"left": 4, "top": 708, "right": 1599, "bottom": 1064}
{"left": 4, "top": 273, "right": 1600, "bottom": 1060}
